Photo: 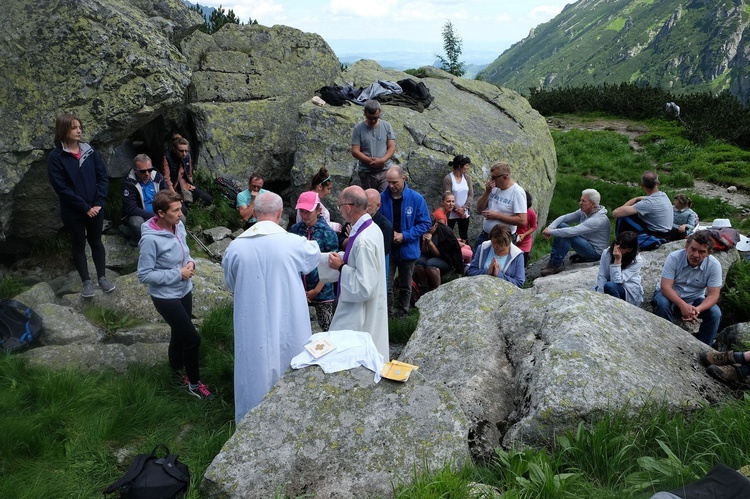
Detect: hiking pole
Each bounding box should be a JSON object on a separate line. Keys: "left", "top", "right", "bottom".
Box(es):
{"left": 186, "top": 227, "right": 221, "bottom": 262}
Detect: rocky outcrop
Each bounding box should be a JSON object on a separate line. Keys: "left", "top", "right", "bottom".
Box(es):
{"left": 293, "top": 60, "right": 557, "bottom": 233}
{"left": 0, "top": 0, "right": 200, "bottom": 243}
{"left": 182, "top": 23, "right": 341, "bottom": 183}
{"left": 402, "top": 276, "right": 733, "bottom": 456}
{"left": 202, "top": 366, "right": 470, "bottom": 498}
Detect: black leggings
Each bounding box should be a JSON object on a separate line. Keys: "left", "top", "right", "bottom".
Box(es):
{"left": 151, "top": 292, "right": 202, "bottom": 384}
{"left": 63, "top": 211, "right": 105, "bottom": 282}
{"left": 447, "top": 217, "right": 470, "bottom": 241}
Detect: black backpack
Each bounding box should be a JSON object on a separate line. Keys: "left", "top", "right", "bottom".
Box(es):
{"left": 103, "top": 445, "right": 190, "bottom": 499}
{"left": 318, "top": 85, "right": 348, "bottom": 106}
{"left": 0, "top": 299, "right": 43, "bottom": 353}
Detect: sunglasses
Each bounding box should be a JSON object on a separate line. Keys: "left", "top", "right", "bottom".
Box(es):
{"left": 491, "top": 174, "right": 508, "bottom": 180}
{"left": 136, "top": 167, "right": 155, "bottom": 173}
{"left": 364, "top": 115, "right": 380, "bottom": 122}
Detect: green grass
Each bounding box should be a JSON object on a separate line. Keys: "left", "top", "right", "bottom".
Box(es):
{"left": 0, "top": 276, "right": 27, "bottom": 299}
{"left": 83, "top": 306, "right": 146, "bottom": 338}
{"left": 0, "top": 305, "right": 235, "bottom": 499}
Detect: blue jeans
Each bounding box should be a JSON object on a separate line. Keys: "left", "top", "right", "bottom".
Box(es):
{"left": 653, "top": 289, "right": 721, "bottom": 345}
{"left": 603, "top": 282, "right": 626, "bottom": 301}
{"left": 549, "top": 223, "right": 601, "bottom": 266}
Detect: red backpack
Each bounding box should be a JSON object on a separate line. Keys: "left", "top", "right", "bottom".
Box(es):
{"left": 701, "top": 228, "right": 740, "bottom": 251}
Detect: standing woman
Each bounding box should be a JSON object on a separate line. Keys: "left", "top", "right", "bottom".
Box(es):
{"left": 296, "top": 167, "right": 341, "bottom": 232}
{"left": 137, "top": 190, "right": 213, "bottom": 400}
{"left": 47, "top": 114, "right": 115, "bottom": 298}
{"left": 443, "top": 154, "right": 474, "bottom": 242}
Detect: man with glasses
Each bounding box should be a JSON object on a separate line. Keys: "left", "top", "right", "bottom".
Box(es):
{"left": 122, "top": 154, "right": 168, "bottom": 246}
{"left": 474, "top": 162, "right": 527, "bottom": 251}
{"left": 351, "top": 100, "right": 396, "bottom": 192}
{"left": 161, "top": 135, "right": 213, "bottom": 206}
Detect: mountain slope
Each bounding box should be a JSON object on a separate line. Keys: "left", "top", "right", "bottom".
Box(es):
{"left": 478, "top": 0, "right": 750, "bottom": 102}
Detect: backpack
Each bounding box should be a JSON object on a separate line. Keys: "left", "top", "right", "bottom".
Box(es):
{"left": 702, "top": 228, "right": 740, "bottom": 251}
{"left": 103, "top": 445, "right": 190, "bottom": 499}
{"left": 215, "top": 176, "right": 242, "bottom": 204}
{"left": 318, "top": 85, "right": 348, "bottom": 106}
{"left": 0, "top": 299, "right": 43, "bottom": 353}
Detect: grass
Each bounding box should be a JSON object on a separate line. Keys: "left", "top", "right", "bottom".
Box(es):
{"left": 0, "top": 276, "right": 27, "bottom": 299}
{"left": 82, "top": 306, "right": 146, "bottom": 338}
{"left": 0, "top": 305, "right": 235, "bottom": 499}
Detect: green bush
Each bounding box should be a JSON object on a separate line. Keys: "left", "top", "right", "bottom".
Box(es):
{"left": 0, "top": 277, "right": 27, "bottom": 299}
{"left": 720, "top": 258, "right": 750, "bottom": 327}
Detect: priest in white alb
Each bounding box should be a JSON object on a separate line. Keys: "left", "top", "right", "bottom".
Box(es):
{"left": 222, "top": 191, "right": 320, "bottom": 424}
{"left": 318, "top": 186, "right": 389, "bottom": 358}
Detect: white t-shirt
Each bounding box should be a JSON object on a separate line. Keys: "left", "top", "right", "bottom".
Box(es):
{"left": 448, "top": 172, "right": 470, "bottom": 220}
{"left": 482, "top": 182, "right": 526, "bottom": 234}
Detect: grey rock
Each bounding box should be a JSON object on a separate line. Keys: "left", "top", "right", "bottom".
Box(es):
{"left": 231, "top": 228, "right": 245, "bottom": 239}
{"left": 202, "top": 226, "right": 231, "bottom": 242}
{"left": 714, "top": 322, "right": 750, "bottom": 351}
{"left": 14, "top": 281, "right": 58, "bottom": 309}
{"left": 64, "top": 258, "right": 230, "bottom": 322}
{"left": 110, "top": 323, "right": 172, "bottom": 345}
{"left": 292, "top": 60, "right": 557, "bottom": 237}
{"left": 23, "top": 343, "right": 168, "bottom": 372}
{"left": 183, "top": 23, "right": 341, "bottom": 182}
{"left": 402, "top": 276, "right": 733, "bottom": 455}
{"left": 56, "top": 269, "right": 120, "bottom": 298}
{"left": 35, "top": 303, "right": 101, "bottom": 345}
{"left": 206, "top": 238, "right": 231, "bottom": 259}
{"left": 109, "top": 140, "right": 139, "bottom": 178}
{"left": 727, "top": 185, "right": 738, "bottom": 193}
{"left": 202, "top": 367, "right": 470, "bottom": 498}
{"left": 1, "top": 0, "right": 198, "bottom": 243}
{"left": 91, "top": 234, "right": 140, "bottom": 269}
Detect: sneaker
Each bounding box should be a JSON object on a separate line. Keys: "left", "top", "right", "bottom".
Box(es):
{"left": 699, "top": 350, "right": 735, "bottom": 367}
{"left": 171, "top": 371, "right": 190, "bottom": 388}
{"left": 188, "top": 381, "right": 214, "bottom": 400}
{"left": 81, "top": 280, "right": 95, "bottom": 298}
{"left": 707, "top": 364, "right": 743, "bottom": 383}
{"left": 98, "top": 276, "right": 116, "bottom": 293}
{"left": 540, "top": 264, "right": 564, "bottom": 277}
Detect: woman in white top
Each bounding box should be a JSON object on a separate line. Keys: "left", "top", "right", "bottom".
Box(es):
{"left": 442, "top": 154, "right": 474, "bottom": 242}
{"left": 593, "top": 231, "right": 643, "bottom": 306}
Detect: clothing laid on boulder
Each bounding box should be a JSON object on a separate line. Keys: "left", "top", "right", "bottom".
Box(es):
{"left": 318, "top": 79, "right": 433, "bottom": 112}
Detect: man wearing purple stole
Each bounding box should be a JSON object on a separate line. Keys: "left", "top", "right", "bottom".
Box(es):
{"left": 319, "top": 186, "right": 389, "bottom": 359}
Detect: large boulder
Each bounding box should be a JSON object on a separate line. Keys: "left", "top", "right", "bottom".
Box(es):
{"left": 23, "top": 343, "right": 168, "bottom": 372}
{"left": 0, "top": 0, "right": 200, "bottom": 243}
{"left": 35, "top": 303, "right": 101, "bottom": 345}
{"left": 202, "top": 366, "right": 470, "bottom": 498}
{"left": 292, "top": 60, "right": 557, "bottom": 233}
{"left": 402, "top": 276, "right": 733, "bottom": 456}
{"left": 182, "top": 23, "right": 341, "bottom": 183}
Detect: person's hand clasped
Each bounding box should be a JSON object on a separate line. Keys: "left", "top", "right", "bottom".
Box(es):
{"left": 328, "top": 252, "right": 343, "bottom": 270}
{"left": 86, "top": 206, "right": 101, "bottom": 218}
{"left": 180, "top": 262, "right": 195, "bottom": 280}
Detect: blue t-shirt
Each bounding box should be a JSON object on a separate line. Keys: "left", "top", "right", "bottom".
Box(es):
{"left": 141, "top": 181, "right": 156, "bottom": 214}
{"left": 483, "top": 251, "right": 508, "bottom": 271}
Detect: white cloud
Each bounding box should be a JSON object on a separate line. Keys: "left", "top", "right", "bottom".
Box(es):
{"left": 328, "top": 0, "right": 398, "bottom": 18}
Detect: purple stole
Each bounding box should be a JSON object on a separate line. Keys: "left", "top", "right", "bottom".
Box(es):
{"left": 338, "top": 218, "right": 373, "bottom": 296}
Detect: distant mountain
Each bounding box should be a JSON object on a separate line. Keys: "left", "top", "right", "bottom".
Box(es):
{"left": 183, "top": 1, "right": 214, "bottom": 22}
{"left": 478, "top": 0, "right": 750, "bottom": 103}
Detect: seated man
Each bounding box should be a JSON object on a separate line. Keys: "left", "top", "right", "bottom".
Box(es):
{"left": 161, "top": 135, "right": 213, "bottom": 205}
{"left": 653, "top": 232, "right": 722, "bottom": 346}
{"left": 236, "top": 173, "right": 267, "bottom": 228}
{"left": 612, "top": 171, "right": 672, "bottom": 240}
{"left": 540, "top": 189, "right": 611, "bottom": 276}
{"left": 122, "top": 154, "right": 168, "bottom": 246}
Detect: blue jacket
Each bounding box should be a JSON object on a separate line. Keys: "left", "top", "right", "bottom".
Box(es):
{"left": 380, "top": 183, "right": 431, "bottom": 260}
{"left": 47, "top": 142, "right": 108, "bottom": 219}
{"left": 467, "top": 241, "right": 525, "bottom": 288}
{"left": 137, "top": 218, "right": 195, "bottom": 299}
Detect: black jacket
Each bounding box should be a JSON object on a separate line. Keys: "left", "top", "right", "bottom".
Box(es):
{"left": 47, "top": 142, "right": 108, "bottom": 219}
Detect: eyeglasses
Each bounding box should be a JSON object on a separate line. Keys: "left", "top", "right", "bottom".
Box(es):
{"left": 135, "top": 167, "right": 155, "bottom": 173}
{"left": 176, "top": 149, "right": 189, "bottom": 154}
{"left": 364, "top": 115, "right": 380, "bottom": 122}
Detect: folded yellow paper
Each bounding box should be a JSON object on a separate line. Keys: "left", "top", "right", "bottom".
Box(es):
{"left": 380, "top": 360, "right": 419, "bottom": 382}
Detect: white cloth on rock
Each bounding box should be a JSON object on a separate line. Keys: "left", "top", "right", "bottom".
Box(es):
{"left": 290, "top": 330, "right": 385, "bottom": 382}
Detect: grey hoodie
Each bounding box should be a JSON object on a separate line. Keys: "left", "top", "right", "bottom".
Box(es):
{"left": 137, "top": 218, "right": 195, "bottom": 299}
{"left": 548, "top": 205, "right": 611, "bottom": 254}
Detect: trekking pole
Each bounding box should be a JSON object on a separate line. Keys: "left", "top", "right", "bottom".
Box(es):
{"left": 186, "top": 227, "right": 221, "bottom": 262}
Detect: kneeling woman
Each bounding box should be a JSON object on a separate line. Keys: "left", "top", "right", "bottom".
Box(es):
{"left": 592, "top": 231, "right": 643, "bottom": 306}
{"left": 414, "top": 214, "right": 464, "bottom": 291}
{"left": 467, "top": 225, "right": 525, "bottom": 288}
{"left": 137, "top": 190, "right": 213, "bottom": 400}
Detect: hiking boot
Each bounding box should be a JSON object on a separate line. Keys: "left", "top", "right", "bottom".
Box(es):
{"left": 699, "top": 350, "right": 735, "bottom": 367}
{"left": 98, "top": 276, "right": 116, "bottom": 293}
{"left": 707, "top": 364, "right": 744, "bottom": 383}
{"left": 540, "top": 263, "right": 564, "bottom": 277}
{"left": 81, "top": 280, "right": 95, "bottom": 298}
{"left": 569, "top": 254, "right": 585, "bottom": 264}
{"left": 188, "top": 381, "right": 214, "bottom": 400}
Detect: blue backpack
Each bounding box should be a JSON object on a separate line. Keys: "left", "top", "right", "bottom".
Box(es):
{"left": 0, "top": 299, "right": 43, "bottom": 353}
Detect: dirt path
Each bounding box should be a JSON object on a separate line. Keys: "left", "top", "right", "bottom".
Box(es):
{"left": 547, "top": 115, "right": 750, "bottom": 211}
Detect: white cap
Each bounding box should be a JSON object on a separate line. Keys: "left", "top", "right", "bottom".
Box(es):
{"left": 711, "top": 218, "right": 732, "bottom": 229}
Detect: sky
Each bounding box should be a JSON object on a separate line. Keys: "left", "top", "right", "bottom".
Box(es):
{"left": 194, "top": 0, "right": 573, "bottom": 63}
